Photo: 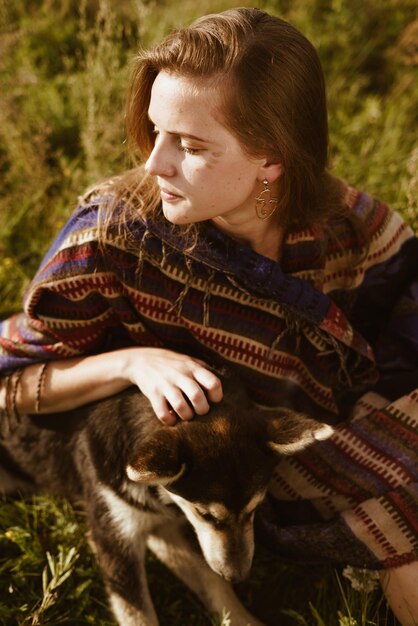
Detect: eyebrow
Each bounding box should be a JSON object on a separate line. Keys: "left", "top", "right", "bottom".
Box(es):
{"left": 148, "top": 114, "right": 212, "bottom": 144}
{"left": 175, "top": 131, "right": 211, "bottom": 143}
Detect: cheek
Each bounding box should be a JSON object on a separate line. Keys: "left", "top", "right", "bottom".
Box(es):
{"left": 180, "top": 160, "right": 258, "bottom": 206}
{"left": 183, "top": 156, "right": 232, "bottom": 181}
{"left": 224, "top": 175, "right": 258, "bottom": 203}
{"left": 223, "top": 159, "right": 260, "bottom": 192}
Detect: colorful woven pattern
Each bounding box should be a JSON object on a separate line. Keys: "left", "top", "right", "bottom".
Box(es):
{"left": 1, "top": 183, "right": 417, "bottom": 568}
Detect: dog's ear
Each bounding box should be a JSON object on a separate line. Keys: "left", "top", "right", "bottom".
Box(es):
{"left": 126, "top": 429, "right": 185, "bottom": 485}
{"left": 262, "top": 409, "right": 334, "bottom": 455}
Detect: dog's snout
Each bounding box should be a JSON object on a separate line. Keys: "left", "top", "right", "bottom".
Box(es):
{"left": 211, "top": 558, "right": 252, "bottom": 584}
{"left": 224, "top": 570, "right": 248, "bottom": 584}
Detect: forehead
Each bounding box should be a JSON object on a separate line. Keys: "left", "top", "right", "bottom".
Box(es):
{"left": 204, "top": 492, "right": 266, "bottom": 519}
{"left": 150, "top": 71, "right": 222, "bottom": 108}
{"left": 148, "top": 71, "right": 228, "bottom": 136}
{"left": 170, "top": 445, "right": 274, "bottom": 511}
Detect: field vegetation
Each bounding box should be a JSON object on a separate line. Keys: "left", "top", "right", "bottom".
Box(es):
{"left": 1, "top": 0, "right": 417, "bottom": 624}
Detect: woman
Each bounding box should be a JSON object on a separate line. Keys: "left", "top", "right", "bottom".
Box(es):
{"left": 1, "top": 8, "right": 417, "bottom": 624}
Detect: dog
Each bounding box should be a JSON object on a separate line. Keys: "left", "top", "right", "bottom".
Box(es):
{"left": 0, "top": 373, "right": 333, "bottom": 626}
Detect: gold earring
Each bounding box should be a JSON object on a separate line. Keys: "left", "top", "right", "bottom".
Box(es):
{"left": 255, "top": 179, "right": 278, "bottom": 220}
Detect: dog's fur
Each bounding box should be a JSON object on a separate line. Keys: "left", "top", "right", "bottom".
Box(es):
{"left": 0, "top": 375, "right": 333, "bottom": 626}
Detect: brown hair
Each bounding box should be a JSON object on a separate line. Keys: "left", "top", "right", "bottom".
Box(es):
{"left": 109, "top": 7, "right": 346, "bottom": 233}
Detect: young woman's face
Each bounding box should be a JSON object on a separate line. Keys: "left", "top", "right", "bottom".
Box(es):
{"left": 145, "top": 72, "right": 271, "bottom": 225}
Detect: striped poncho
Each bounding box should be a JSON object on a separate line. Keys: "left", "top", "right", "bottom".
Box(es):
{"left": 1, "top": 182, "right": 417, "bottom": 569}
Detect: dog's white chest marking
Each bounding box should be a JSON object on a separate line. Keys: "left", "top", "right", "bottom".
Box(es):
{"left": 98, "top": 484, "right": 161, "bottom": 542}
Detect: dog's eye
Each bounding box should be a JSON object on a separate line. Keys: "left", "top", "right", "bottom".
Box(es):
{"left": 198, "top": 511, "right": 225, "bottom": 528}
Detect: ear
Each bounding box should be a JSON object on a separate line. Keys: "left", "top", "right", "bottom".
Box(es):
{"left": 262, "top": 409, "right": 334, "bottom": 455}
{"left": 259, "top": 160, "right": 284, "bottom": 183}
{"left": 126, "top": 429, "right": 186, "bottom": 485}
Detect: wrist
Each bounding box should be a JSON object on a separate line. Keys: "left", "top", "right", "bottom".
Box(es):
{"left": 113, "top": 346, "right": 147, "bottom": 386}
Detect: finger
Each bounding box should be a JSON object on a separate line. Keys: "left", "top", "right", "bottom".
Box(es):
{"left": 193, "top": 368, "right": 223, "bottom": 403}
{"left": 180, "top": 379, "right": 210, "bottom": 416}
{"left": 165, "top": 388, "right": 194, "bottom": 421}
{"left": 150, "top": 394, "right": 177, "bottom": 425}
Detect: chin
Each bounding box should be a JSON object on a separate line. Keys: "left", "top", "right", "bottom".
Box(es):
{"left": 162, "top": 206, "right": 193, "bottom": 225}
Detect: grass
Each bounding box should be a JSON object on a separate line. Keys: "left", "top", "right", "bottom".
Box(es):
{"left": 0, "top": 495, "right": 398, "bottom": 626}
{"left": 1, "top": 0, "right": 417, "bottom": 624}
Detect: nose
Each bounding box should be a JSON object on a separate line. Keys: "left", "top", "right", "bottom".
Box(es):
{"left": 216, "top": 559, "right": 252, "bottom": 584}
{"left": 222, "top": 567, "right": 250, "bottom": 584}
{"left": 145, "top": 136, "right": 176, "bottom": 178}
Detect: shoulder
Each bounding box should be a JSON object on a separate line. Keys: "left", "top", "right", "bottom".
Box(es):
{"left": 31, "top": 177, "right": 150, "bottom": 285}
{"left": 321, "top": 182, "right": 415, "bottom": 291}
{"left": 52, "top": 177, "right": 149, "bottom": 254}
{"left": 331, "top": 183, "right": 413, "bottom": 254}
{"left": 45, "top": 179, "right": 118, "bottom": 254}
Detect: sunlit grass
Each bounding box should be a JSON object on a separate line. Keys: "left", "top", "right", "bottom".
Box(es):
{"left": 0, "top": 0, "right": 417, "bottom": 316}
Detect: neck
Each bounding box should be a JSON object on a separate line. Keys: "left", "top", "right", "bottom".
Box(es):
{"left": 211, "top": 215, "right": 284, "bottom": 262}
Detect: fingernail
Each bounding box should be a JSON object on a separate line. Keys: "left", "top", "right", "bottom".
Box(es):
{"left": 160, "top": 415, "right": 176, "bottom": 426}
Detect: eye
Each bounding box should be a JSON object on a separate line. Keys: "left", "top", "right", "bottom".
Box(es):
{"left": 196, "top": 510, "right": 215, "bottom": 523}
{"left": 180, "top": 145, "right": 201, "bottom": 155}
{"left": 197, "top": 510, "right": 225, "bottom": 528}
{"left": 177, "top": 137, "right": 201, "bottom": 155}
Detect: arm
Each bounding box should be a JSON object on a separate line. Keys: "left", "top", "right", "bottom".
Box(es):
{"left": 0, "top": 196, "right": 221, "bottom": 424}
{"left": 0, "top": 347, "right": 222, "bottom": 425}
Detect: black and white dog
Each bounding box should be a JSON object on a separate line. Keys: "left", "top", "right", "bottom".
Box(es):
{"left": 0, "top": 375, "right": 333, "bottom": 626}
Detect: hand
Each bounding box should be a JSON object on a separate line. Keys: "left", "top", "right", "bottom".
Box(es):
{"left": 122, "top": 347, "right": 223, "bottom": 424}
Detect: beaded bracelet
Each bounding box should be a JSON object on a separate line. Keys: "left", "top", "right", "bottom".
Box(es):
{"left": 35, "top": 362, "right": 49, "bottom": 414}
{"left": 1, "top": 369, "right": 24, "bottom": 434}
{"left": 11, "top": 368, "right": 24, "bottom": 421}
{"left": 1, "top": 374, "right": 12, "bottom": 434}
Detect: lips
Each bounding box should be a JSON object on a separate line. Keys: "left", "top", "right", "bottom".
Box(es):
{"left": 159, "top": 185, "right": 183, "bottom": 198}
{"left": 159, "top": 187, "right": 184, "bottom": 203}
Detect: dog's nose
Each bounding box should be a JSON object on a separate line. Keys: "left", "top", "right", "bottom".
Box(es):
{"left": 225, "top": 572, "right": 246, "bottom": 584}
{"left": 219, "top": 563, "right": 251, "bottom": 584}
